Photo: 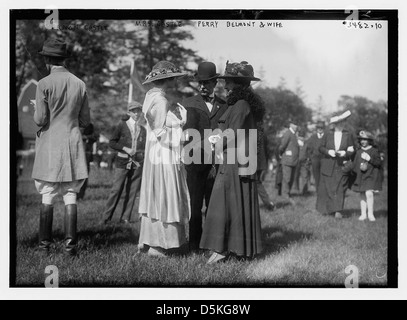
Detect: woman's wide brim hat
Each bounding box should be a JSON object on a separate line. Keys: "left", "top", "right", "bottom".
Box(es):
{"left": 142, "top": 61, "right": 187, "bottom": 85}
{"left": 329, "top": 110, "right": 351, "bottom": 124}
{"left": 218, "top": 60, "right": 260, "bottom": 81}
{"left": 195, "top": 61, "right": 220, "bottom": 81}
{"left": 357, "top": 130, "right": 374, "bottom": 140}
{"left": 38, "top": 38, "right": 70, "bottom": 58}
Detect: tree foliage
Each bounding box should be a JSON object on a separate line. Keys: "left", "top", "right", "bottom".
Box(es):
{"left": 255, "top": 86, "right": 312, "bottom": 156}
{"left": 15, "top": 19, "right": 203, "bottom": 136}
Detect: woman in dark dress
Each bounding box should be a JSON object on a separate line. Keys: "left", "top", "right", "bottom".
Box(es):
{"left": 316, "top": 110, "right": 355, "bottom": 218}
{"left": 199, "top": 61, "right": 265, "bottom": 263}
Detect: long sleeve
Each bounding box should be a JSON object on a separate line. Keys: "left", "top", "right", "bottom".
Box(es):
{"left": 318, "top": 132, "right": 329, "bottom": 156}
{"left": 368, "top": 148, "right": 382, "bottom": 167}
{"left": 109, "top": 123, "right": 125, "bottom": 151}
{"left": 33, "top": 83, "right": 49, "bottom": 127}
{"left": 78, "top": 89, "right": 90, "bottom": 128}
{"left": 279, "top": 131, "right": 290, "bottom": 155}
{"left": 215, "top": 101, "right": 249, "bottom": 153}
{"left": 146, "top": 97, "right": 168, "bottom": 139}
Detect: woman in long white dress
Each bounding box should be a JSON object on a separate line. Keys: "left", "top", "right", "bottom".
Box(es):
{"left": 138, "top": 61, "right": 190, "bottom": 257}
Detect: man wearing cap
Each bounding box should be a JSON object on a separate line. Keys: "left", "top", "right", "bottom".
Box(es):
{"left": 317, "top": 110, "right": 355, "bottom": 218}
{"left": 32, "top": 38, "right": 90, "bottom": 256}
{"left": 181, "top": 61, "right": 228, "bottom": 252}
{"left": 278, "top": 120, "right": 300, "bottom": 203}
{"left": 101, "top": 101, "right": 146, "bottom": 224}
{"left": 306, "top": 120, "right": 326, "bottom": 191}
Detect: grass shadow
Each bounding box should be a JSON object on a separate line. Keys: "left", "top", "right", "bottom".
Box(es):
{"left": 340, "top": 208, "right": 388, "bottom": 219}
{"left": 19, "top": 224, "right": 139, "bottom": 249}
{"left": 259, "top": 226, "right": 314, "bottom": 257}
{"left": 274, "top": 201, "right": 292, "bottom": 209}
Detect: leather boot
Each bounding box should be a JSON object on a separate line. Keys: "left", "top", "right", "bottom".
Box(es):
{"left": 64, "top": 204, "right": 78, "bottom": 256}
{"left": 39, "top": 204, "right": 53, "bottom": 252}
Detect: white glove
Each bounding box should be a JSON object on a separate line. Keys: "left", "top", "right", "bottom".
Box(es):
{"left": 208, "top": 134, "right": 221, "bottom": 144}
{"left": 123, "top": 146, "right": 136, "bottom": 156}
{"left": 336, "top": 150, "right": 346, "bottom": 157}
{"left": 208, "top": 134, "right": 221, "bottom": 151}
{"left": 361, "top": 152, "right": 371, "bottom": 161}
{"left": 177, "top": 103, "right": 187, "bottom": 123}
{"left": 347, "top": 146, "right": 355, "bottom": 153}
{"left": 328, "top": 150, "right": 336, "bottom": 157}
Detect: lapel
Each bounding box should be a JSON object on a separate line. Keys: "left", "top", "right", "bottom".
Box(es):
{"left": 339, "top": 131, "right": 349, "bottom": 150}
{"left": 193, "top": 95, "right": 211, "bottom": 117}
{"left": 209, "top": 95, "right": 224, "bottom": 119}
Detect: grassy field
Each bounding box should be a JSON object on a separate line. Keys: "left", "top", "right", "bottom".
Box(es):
{"left": 13, "top": 164, "right": 389, "bottom": 288}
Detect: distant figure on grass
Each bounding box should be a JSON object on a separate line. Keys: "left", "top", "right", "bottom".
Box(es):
{"left": 77, "top": 123, "right": 98, "bottom": 200}
{"left": 306, "top": 120, "right": 326, "bottom": 191}
{"left": 293, "top": 128, "right": 311, "bottom": 195}
{"left": 316, "top": 110, "right": 355, "bottom": 219}
{"left": 278, "top": 119, "right": 299, "bottom": 204}
{"left": 101, "top": 101, "right": 146, "bottom": 225}
{"left": 137, "top": 61, "right": 190, "bottom": 257}
{"left": 257, "top": 128, "right": 275, "bottom": 210}
{"left": 351, "top": 130, "right": 383, "bottom": 222}
{"left": 273, "top": 139, "right": 283, "bottom": 196}
{"left": 32, "top": 38, "right": 90, "bottom": 256}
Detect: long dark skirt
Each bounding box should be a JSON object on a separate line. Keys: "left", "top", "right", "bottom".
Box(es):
{"left": 200, "top": 166, "right": 263, "bottom": 257}
{"left": 316, "top": 165, "right": 349, "bottom": 214}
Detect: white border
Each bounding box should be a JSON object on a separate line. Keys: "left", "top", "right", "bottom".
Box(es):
{"left": 3, "top": 0, "right": 405, "bottom": 300}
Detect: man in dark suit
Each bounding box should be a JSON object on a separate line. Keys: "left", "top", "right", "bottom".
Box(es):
{"left": 306, "top": 120, "right": 326, "bottom": 191}
{"left": 279, "top": 120, "right": 300, "bottom": 203}
{"left": 101, "top": 101, "right": 146, "bottom": 224}
{"left": 182, "top": 62, "right": 228, "bottom": 252}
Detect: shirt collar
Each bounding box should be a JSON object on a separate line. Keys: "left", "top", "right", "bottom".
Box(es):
{"left": 127, "top": 117, "right": 136, "bottom": 127}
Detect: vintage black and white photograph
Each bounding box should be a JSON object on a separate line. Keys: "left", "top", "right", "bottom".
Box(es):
{"left": 7, "top": 3, "right": 400, "bottom": 300}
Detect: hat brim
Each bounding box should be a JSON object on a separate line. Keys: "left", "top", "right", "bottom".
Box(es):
{"left": 218, "top": 75, "right": 261, "bottom": 81}
{"left": 195, "top": 73, "right": 220, "bottom": 81}
{"left": 142, "top": 72, "right": 188, "bottom": 85}
{"left": 38, "top": 51, "right": 69, "bottom": 58}
{"left": 329, "top": 115, "right": 351, "bottom": 124}
{"left": 357, "top": 136, "right": 374, "bottom": 140}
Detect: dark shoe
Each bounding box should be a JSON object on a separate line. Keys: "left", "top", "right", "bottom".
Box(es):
{"left": 39, "top": 204, "right": 53, "bottom": 253}
{"left": 64, "top": 204, "right": 78, "bottom": 256}
{"left": 335, "top": 212, "right": 343, "bottom": 219}
{"left": 101, "top": 218, "right": 111, "bottom": 225}
{"left": 265, "top": 202, "right": 275, "bottom": 211}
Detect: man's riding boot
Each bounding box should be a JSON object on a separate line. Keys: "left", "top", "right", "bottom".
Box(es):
{"left": 39, "top": 204, "right": 53, "bottom": 253}
{"left": 64, "top": 204, "right": 78, "bottom": 256}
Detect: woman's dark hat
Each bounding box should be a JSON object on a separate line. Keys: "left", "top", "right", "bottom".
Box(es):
{"left": 218, "top": 61, "right": 260, "bottom": 81}
{"left": 143, "top": 61, "right": 187, "bottom": 85}
{"left": 195, "top": 62, "right": 220, "bottom": 81}
{"left": 357, "top": 130, "right": 374, "bottom": 140}
{"left": 38, "top": 38, "right": 70, "bottom": 58}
